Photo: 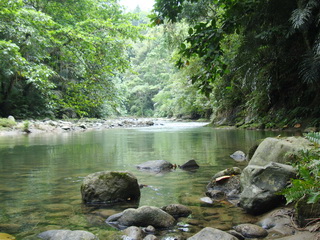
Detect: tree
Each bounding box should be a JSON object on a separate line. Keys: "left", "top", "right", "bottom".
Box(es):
{"left": 151, "top": 0, "right": 320, "bottom": 126}
{"left": 0, "top": 0, "right": 141, "bottom": 118}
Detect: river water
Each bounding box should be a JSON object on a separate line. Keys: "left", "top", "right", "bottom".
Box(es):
{"left": 0, "top": 121, "right": 296, "bottom": 239}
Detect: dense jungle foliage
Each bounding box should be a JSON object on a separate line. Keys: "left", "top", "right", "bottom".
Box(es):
{"left": 150, "top": 0, "right": 320, "bottom": 127}
{"left": 1, "top": 0, "right": 320, "bottom": 127}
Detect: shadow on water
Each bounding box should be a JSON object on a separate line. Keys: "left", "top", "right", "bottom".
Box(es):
{"left": 0, "top": 122, "right": 298, "bottom": 239}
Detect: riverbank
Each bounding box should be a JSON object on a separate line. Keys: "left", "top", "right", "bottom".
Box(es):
{"left": 0, "top": 117, "right": 167, "bottom": 136}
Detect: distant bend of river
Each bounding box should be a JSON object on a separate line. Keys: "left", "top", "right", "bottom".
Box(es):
{"left": 0, "top": 120, "right": 298, "bottom": 239}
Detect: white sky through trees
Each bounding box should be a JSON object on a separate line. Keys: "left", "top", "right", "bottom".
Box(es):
{"left": 119, "top": 0, "right": 155, "bottom": 12}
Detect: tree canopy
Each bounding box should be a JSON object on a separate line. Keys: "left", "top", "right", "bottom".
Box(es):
{"left": 1, "top": 0, "right": 320, "bottom": 127}
{"left": 151, "top": 0, "right": 320, "bottom": 127}
{"left": 0, "top": 0, "right": 140, "bottom": 118}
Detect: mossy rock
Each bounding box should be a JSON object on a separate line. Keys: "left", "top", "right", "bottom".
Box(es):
{"left": 81, "top": 171, "right": 140, "bottom": 205}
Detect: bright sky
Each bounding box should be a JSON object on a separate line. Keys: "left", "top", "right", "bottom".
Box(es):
{"left": 119, "top": 0, "right": 155, "bottom": 12}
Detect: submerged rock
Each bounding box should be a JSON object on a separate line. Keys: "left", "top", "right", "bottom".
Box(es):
{"left": 106, "top": 206, "right": 175, "bottom": 228}
{"left": 38, "top": 230, "right": 98, "bottom": 240}
{"left": 233, "top": 224, "right": 268, "bottom": 238}
{"left": 81, "top": 171, "right": 140, "bottom": 205}
{"left": 136, "top": 160, "right": 173, "bottom": 172}
{"left": 161, "top": 204, "right": 192, "bottom": 218}
{"left": 187, "top": 227, "right": 238, "bottom": 240}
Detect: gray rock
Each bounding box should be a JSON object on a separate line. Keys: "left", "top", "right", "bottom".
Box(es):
{"left": 257, "top": 208, "right": 295, "bottom": 235}
{"left": 230, "top": 151, "right": 246, "bottom": 161}
{"left": 272, "top": 232, "right": 320, "bottom": 240}
{"left": 249, "top": 137, "right": 312, "bottom": 166}
{"left": 206, "top": 175, "right": 241, "bottom": 203}
{"left": 61, "top": 125, "right": 71, "bottom": 130}
{"left": 143, "top": 235, "right": 158, "bottom": 240}
{"left": 81, "top": 171, "right": 140, "bottom": 205}
{"left": 123, "top": 226, "right": 143, "bottom": 240}
{"left": 38, "top": 230, "right": 98, "bottom": 240}
{"left": 7, "top": 115, "right": 15, "bottom": 122}
{"left": 142, "top": 225, "right": 155, "bottom": 233}
{"left": 187, "top": 227, "right": 238, "bottom": 240}
{"left": 227, "top": 230, "right": 245, "bottom": 240}
{"left": 136, "top": 160, "right": 173, "bottom": 172}
{"left": 205, "top": 190, "right": 226, "bottom": 200}
{"left": 107, "top": 206, "right": 175, "bottom": 228}
{"left": 233, "top": 224, "right": 268, "bottom": 238}
{"left": 179, "top": 159, "right": 199, "bottom": 170}
{"left": 161, "top": 204, "right": 192, "bottom": 218}
{"left": 239, "top": 162, "right": 296, "bottom": 214}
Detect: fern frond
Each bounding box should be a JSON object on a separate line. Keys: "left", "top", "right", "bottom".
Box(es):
{"left": 306, "top": 132, "right": 320, "bottom": 144}
{"left": 299, "top": 53, "right": 320, "bottom": 84}
{"left": 290, "top": 8, "right": 312, "bottom": 29}
{"left": 306, "top": 0, "right": 320, "bottom": 9}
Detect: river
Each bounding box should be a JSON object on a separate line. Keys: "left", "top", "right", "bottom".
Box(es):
{"left": 0, "top": 121, "right": 296, "bottom": 239}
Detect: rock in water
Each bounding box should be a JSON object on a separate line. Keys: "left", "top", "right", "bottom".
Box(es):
{"left": 107, "top": 206, "right": 175, "bottom": 228}
{"left": 122, "top": 226, "right": 143, "bottom": 240}
{"left": 161, "top": 204, "right": 192, "bottom": 218}
{"left": 240, "top": 162, "right": 296, "bottom": 214}
{"left": 136, "top": 160, "right": 173, "bottom": 172}
{"left": 238, "top": 137, "right": 312, "bottom": 214}
{"left": 179, "top": 159, "right": 200, "bottom": 170}
{"left": 248, "top": 137, "right": 313, "bottom": 166}
{"left": 230, "top": 151, "right": 246, "bottom": 161}
{"left": 81, "top": 171, "right": 140, "bottom": 205}
{"left": 233, "top": 224, "right": 268, "bottom": 238}
{"left": 187, "top": 227, "right": 238, "bottom": 240}
{"left": 38, "top": 230, "right": 98, "bottom": 240}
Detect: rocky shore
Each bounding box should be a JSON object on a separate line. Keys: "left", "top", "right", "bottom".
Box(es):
{"left": 0, "top": 117, "right": 157, "bottom": 136}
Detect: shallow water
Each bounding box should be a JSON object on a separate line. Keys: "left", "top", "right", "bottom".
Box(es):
{"left": 0, "top": 121, "right": 297, "bottom": 239}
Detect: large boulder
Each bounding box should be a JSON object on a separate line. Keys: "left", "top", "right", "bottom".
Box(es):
{"left": 249, "top": 137, "right": 313, "bottom": 166}
{"left": 187, "top": 227, "right": 238, "bottom": 240}
{"left": 106, "top": 206, "right": 175, "bottom": 228}
{"left": 38, "top": 230, "right": 98, "bottom": 240}
{"left": 136, "top": 160, "right": 173, "bottom": 172}
{"left": 239, "top": 137, "right": 312, "bottom": 214}
{"left": 239, "top": 162, "right": 296, "bottom": 214}
{"left": 81, "top": 171, "right": 140, "bottom": 205}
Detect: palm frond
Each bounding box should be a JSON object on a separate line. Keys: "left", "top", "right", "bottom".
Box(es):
{"left": 290, "top": 8, "right": 312, "bottom": 29}
{"left": 299, "top": 52, "right": 320, "bottom": 84}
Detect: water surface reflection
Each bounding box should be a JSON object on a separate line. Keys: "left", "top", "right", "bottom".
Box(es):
{"left": 0, "top": 122, "right": 295, "bottom": 239}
